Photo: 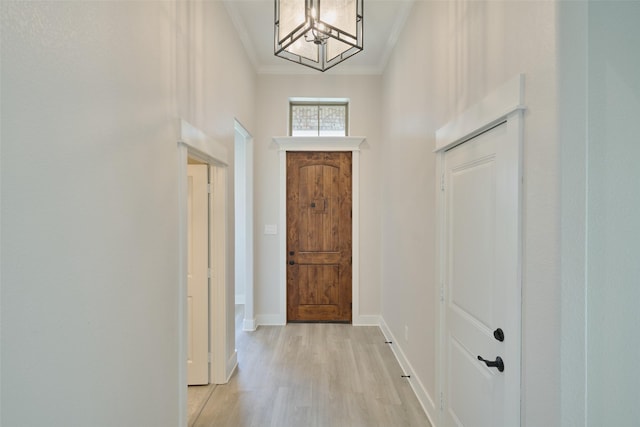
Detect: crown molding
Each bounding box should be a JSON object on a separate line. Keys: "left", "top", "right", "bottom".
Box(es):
{"left": 378, "top": 0, "right": 415, "bottom": 72}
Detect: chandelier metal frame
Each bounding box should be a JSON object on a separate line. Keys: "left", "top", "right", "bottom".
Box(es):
{"left": 274, "top": 0, "right": 364, "bottom": 72}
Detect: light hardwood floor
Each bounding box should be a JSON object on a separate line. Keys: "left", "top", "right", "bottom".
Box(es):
{"left": 188, "top": 307, "right": 431, "bottom": 427}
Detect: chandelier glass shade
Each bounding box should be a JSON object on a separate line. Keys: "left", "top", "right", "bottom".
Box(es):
{"left": 274, "top": 0, "right": 364, "bottom": 72}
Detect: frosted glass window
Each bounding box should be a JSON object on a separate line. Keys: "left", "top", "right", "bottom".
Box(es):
{"left": 290, "top": 103, "right": 348, "bottom": 136}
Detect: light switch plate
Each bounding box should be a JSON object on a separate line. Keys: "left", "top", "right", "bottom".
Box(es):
{"left": 264, "top": 224, "right": 277, "bottom": 235}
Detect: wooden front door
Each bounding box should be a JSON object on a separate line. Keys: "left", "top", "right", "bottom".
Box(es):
{"left": 287, "top": 152, "right": 352, "bottom": 322}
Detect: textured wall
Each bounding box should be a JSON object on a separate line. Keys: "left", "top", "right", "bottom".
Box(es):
{"left": 1, "top": 2, "right": 180, "bottom": 425}
{"left": 0, "top": 1, "right": 256, "bottom": 425}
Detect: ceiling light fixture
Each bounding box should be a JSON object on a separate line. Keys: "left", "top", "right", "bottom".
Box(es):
{"left": 275, "top": 0, "right": 364, "bottom": 72}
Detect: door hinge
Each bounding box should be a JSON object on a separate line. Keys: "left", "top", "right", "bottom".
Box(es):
{"left": 208, "top": 352, "right": 213, "bottom": 363}
{"left": 440, "top": 282, "right": 445, "bottom": 303}
{"left": 440, "top": 391, "right": 445, "bottom": 410}
{"left": 440, "top": 174, "right": 445, "bottom": 191}
{"left": 207, "top": 268, "right": 212, "bottom": 279}
{"left": 207, "top": 183, "right": 212, "bottom": 194}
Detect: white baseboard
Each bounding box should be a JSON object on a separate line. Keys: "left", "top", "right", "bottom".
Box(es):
{"left": 243, "top": 317, "right": 257, "bottom": 331}
{"left": 235, "top": 294, "right": 245, "bottom": 305}
{"left": 256, "top": 314, "right": 286, "bottom": 326}
{"left": 353, "top": 314, "right": 381, "bottom": 326}
{"left": 379, "top": 317, "right": 438, "bottom": 427}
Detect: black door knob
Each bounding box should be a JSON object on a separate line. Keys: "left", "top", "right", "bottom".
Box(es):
{"left": 289, "top": 251, "right": 295, "bottom": 256}
{"left": 289, "top": 260, "right": 295, "bottom": 265}
{"left": 477, "top": 355, "right": 504, "bottom": 372}
{"left": 493, "top": 328, "right": 505, "bottom": 342}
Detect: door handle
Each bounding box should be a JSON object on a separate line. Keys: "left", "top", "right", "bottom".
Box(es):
{"left": 477, "top": 355, "right": 504, "bottom": 372}
{"left": 289, "top": 260, "right": 295, "bottom": 265}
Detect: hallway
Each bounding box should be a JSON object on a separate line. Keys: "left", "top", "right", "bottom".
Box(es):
{"left": 188, "top": 307, "right": 431, "bottom": 427}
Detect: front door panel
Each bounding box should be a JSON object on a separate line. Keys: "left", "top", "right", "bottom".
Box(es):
{"left": 287, "top": 152, "right": 352, "bottom": 322}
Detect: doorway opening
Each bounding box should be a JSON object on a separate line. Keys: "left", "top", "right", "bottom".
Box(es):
{"left": 186, "top": 157, "right": 208, "bottom": 386}
{"left": 234, "top": 120, "right": 255, "bottom": 331}
{"left": 177, "top": 120, "right": 230, "bottom": 427}
{"left": 185, "top": 157, "right": 215, "bottom": 422}
{"left": 273, "top": 136, "right": 368, "bottom": 325}
{"left": 434, "top": 75, "right": 524, "bottom": 427}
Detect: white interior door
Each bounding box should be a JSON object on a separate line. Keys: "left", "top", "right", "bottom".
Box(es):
{"left": 187, "top": 164, "right": 209, "bottom": 385}
{"left": 442, "top": 122, "right": 521, "bottom": 427}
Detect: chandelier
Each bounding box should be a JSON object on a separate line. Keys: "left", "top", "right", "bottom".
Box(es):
{"left": 274, "top": 0, "right": 364, "bottom": 72}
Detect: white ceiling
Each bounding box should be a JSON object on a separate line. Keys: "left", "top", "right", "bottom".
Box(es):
{"left": 223, "top": 0, "right": 415, "bottom": 75}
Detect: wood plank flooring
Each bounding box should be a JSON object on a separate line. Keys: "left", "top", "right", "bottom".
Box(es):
{"left": 189, "top": 307, "right": 431, "bottom": 427}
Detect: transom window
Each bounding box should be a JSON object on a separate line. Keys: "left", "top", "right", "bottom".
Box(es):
{"left": 290, "top": 101, "right": 348, "bottom": 136}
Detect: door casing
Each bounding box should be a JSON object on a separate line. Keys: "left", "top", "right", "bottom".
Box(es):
{"left": 273, "top": 137, "right": 368, "bottom": 325}
{"left": 435, "top": 75, "right": 525, "bottom": 426}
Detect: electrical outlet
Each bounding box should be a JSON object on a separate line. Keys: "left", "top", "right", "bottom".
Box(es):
{"left": 404, "top": 325, "right": 409, "bottom": 341}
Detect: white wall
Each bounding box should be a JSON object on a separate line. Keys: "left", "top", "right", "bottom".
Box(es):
{"left": 1, "top": 3, "right": 179, "bottom": 425}
{"left": 381, "top": 1, "right": 560, "bottom": 424}
{"left": 558, "top": 2, "right": 588, "bottom": 426}
{"left": 253, "top": 74, "right": 382, "bottom": 324}
{"left": 199, "top": 1, "right": 256, "bottom": 370}
{"left": 585, "top": 3, "right": 640, "bottom": 425}
{"left": 559, "top": 3, "right": 640, "bottom": 426}
{"left": 5, "top": 1, "right": 638, "bottom": 426}
{"left": 0, "top": 1, "right": 255, "bottom": 425}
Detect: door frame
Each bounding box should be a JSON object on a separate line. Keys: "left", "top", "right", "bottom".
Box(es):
{"left": 273, "top": 137, "right": 367, "bottom": 325}
{"left": 434, "top": 75, "right": 525, "bottom": 426}
{"left": 177, "top": 119, "right": 230, "bottom": 426}
{"left": 234, "top": 120, "right": 255, "bottom": 330}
